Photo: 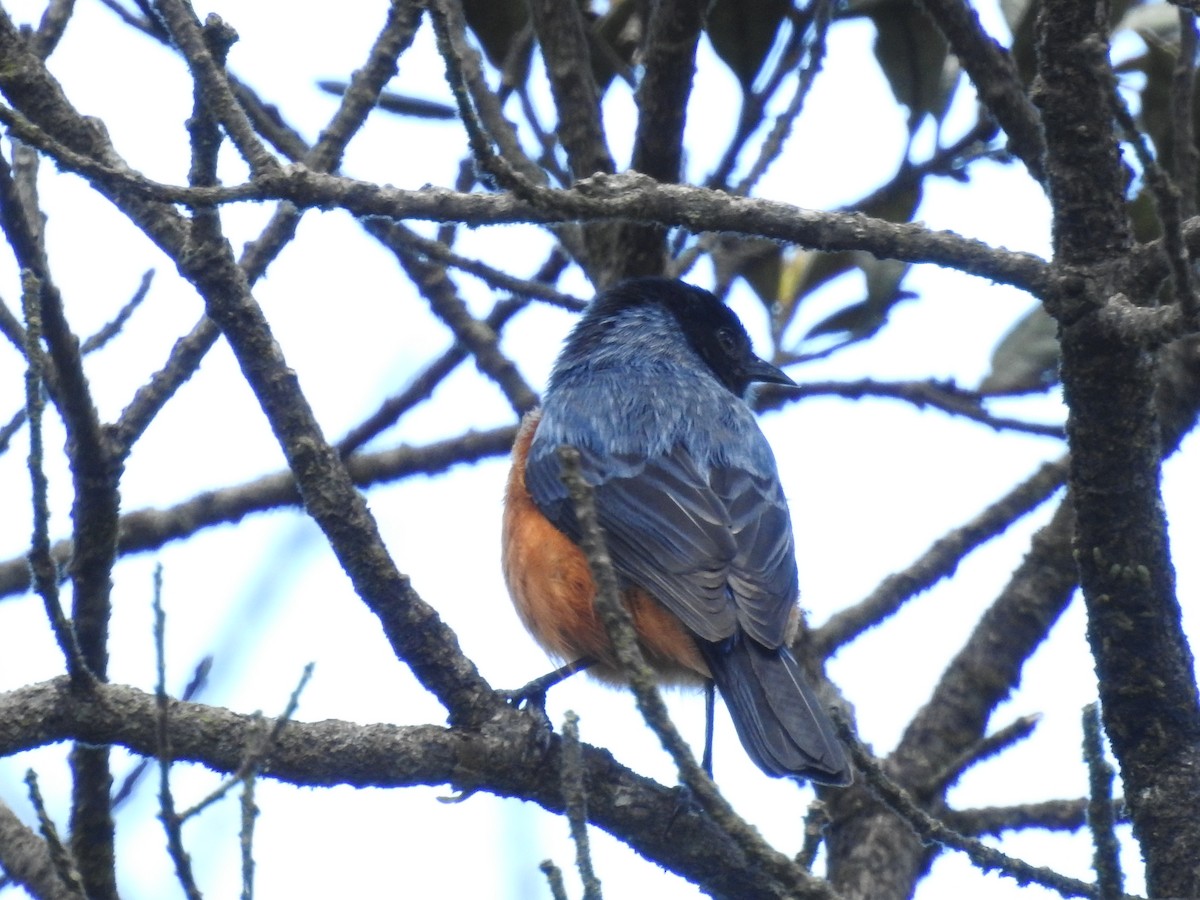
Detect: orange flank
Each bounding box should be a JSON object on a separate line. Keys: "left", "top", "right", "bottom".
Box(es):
{"left": 502, "top": 410, "right": 709, "bottom": 685}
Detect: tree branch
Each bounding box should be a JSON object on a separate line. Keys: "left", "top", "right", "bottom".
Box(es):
{"left": 1, "top": 678, "right": 832, "bottom": 900}
{"left": 0, "top": 112, "right": 1059, "bottom": 296}
{"left": 0, "top": 426, "right": 517, "bottom": 602}
{"left": 916, "top": 0, "right": 1046, "bottom": 182}
{"left": 1036, "top": 0, "right": 1200, "bottom": 894}
{"left": 0, "top": 799, "right": 82, "bottom": 900}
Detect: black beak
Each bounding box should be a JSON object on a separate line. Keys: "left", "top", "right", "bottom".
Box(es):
{"left": 745, "top": 355, "right": 797, "bottom": 387}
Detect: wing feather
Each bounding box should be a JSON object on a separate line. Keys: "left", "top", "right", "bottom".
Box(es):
{"left": 526, "top": 432, "right": 797, "bottom": 647}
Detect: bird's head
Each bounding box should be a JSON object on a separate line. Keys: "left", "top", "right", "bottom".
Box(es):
{"left": 561, "top": 278, "right": 795, "bottom": 398}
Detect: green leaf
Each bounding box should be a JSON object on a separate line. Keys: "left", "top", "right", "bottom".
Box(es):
{"left": 590, "top": 0, "right": 641, "bottom": 91}
{"left": 707, "top": 0, "right": 791, "bottom": 89}
{"left": 739, "top": 176, "right": 922, "bottom": 344}
{"left": 860, "top": 0, "right": 956, "bottom": 126}
{"left": 979, "top": 305, "right": 1060, "bottom": 394}
{"left": 462, "top": 0, "right": 529, "bottom": 68}
{"left": 803, "top": 254, "right": 915, "bottom": 342}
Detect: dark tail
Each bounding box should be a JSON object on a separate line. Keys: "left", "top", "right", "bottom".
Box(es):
{"left": 701, "top": 636, "right": 852, "bottom": 784}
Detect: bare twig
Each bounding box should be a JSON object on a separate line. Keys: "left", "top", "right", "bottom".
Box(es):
{"left": 111, "top": 655, "right": 212, "bottom": 808}
{"left": 761, "top": 377, "right": 1066, "bottom": 438}
{"left": 560, "top": 711, "right": 603, "bottom": 900}
{"left": 943, "top": 796, "right": 1126, "bottom": 838}
{"left": 21, "top": 270, "right": 90, "bottom": 685}
{"left": 915, "top": 0, "right": 1045, "bottom": 182}
{"left": 375, "top": 222, "right": 540, "bottom": 414}
{"left": 706, "top": 12, "right": 808, "bottom": 192}
{"left": 0, "top": 426, "right": 518, "bottom": 601}
{"left": 428, "top": 0, "right": 546, "bottom": 195}
{"left": 239, "top": 775, "right": 258, "bottom": 900}
{"left": 1083, "top": 703, "right": 1123, "bottom": 900}
{"left": 23, "top": 771, "right": 86, "bottom": 900}
{"left": 152, "top": 1, "right": 279, "bottom": 176}
{"left": 734, "top": 0, "right": 835, "bottom": 196}
{"left": 1109, "top": 65, "right": 1197, "bottom": 324}
{"left": 153, "top": 564, "right": 204, "bottom": 900}
{"left": 372, "top": 229, "right": 582, "bottom": 312}
{"left": 180, "top": 663, "right": 314, "bottom": 822}
{"left": 795, "top": 799, "right": 830, "bottom": 871}
{"left": 0, "top": 798, "right": 84, "bottom": 900}
{"left": 835, "top": 715, "right": 1141, "bottom": 900}
{"left": 815, "top": 458, "right": 1067, "bottom": 655}
{"left": 925, "top": 713, "right": 1041, "bottom": 792}
{"left": 1173, "top": 11, "right": 1199, "bottom": 220}
{"left": 539, "top": 860, "right": 570, "bottom": 900}
{"left": 81, "top": 269, "right": 155, "bottom": 353}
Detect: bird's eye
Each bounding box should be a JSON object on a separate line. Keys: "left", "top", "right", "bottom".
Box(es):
{"left": 715, "top": 327, "right": 740, "bottom": 356}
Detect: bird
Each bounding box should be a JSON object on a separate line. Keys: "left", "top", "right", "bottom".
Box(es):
{"left": 501, "top": 277, "right": 851, "bottom": 784}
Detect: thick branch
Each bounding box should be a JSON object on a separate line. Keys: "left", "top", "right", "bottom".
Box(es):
{"left": 1036, "top": 0, "right": 1200, "bottom": 895}
{"left": 1, "top": 678, "right": 820, "bottom": 900}
{"left": 613, "top": 0, "right": 706, "bottom": 279}
{"left": 525, "top": 0, "right": 614, "bottom": 181}
{"left": 0, "top": 800, "right": 82, "bottom": 900}
{"left": 166, "top": 198, "right": 502, "bottom": 730}
{"left": 825, "top": 498, "right": 1079, "bottom": 900}
{"left": 0, "top": 120, "right": 1055, "bottom": 296}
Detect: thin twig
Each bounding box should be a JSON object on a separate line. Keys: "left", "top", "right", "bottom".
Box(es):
{"left": 1173, "top": 11, "right": 1199, "bottom": 220}
{"left": 1083, "top": 703, "right": 1124, "bottom": 900}
{"left": 943, "top": 796, "right": 1127, "bottom": 838}
{"left": 734, "top": 0, "right": 834, "bottom": 196}
{"left": 539, "top": 860, "right": 570, "bottom": 900}
{"left": 179, "top": 663, "right": 314, "bottom": 821}
{"left": 0, "top": 406, "right": 25, "bottom": 454}
{"left": 152, "top": 1, "right": 279, "bottom": 176}
{"left": 336, "top": 248, "right": 569, "bottom": 455}
{"left": 815, "top": 457, "right": 1067, "bottom": 655}
{"left": 239, "top": 774, "right": 258, "bottom": 900}
{"left": 834, "top": 714, "right": 1141, "bottom": 900}
{"left": 153, "top": 564, "right": 204, "bottom": 900}
{"left": 21, "top": 270, "right": 90, "bottom": 684}
{"left": 81, "top": 269, "right": 155, "bottom": 353}
{"left": 382, "top": 225, "right": 583, "bottom": 311}
{"left": 111, "top": 655, "right": 213, "bottom": 808}
{"left": 428, "top": 0, "right": 545, "bottom": 195}
{"left": 23, "top": 771, "right": 86, "bottom": 899}
{"left": 915, "top": 0, "right": 1046, "bottom": 182}
{"left": 706, "top": 12, "right": 808, "bottom": 192}
{"left": 925, "top": 713, "right": 1041, "bottom": 792}
{"left": 761, "top": 377, "right": 1065, "bottom": 438}
{"left": 560, "top": 711, "right": 603, "bottom": 900}
{"left": 1110, "top": 62, "right": 1197, "bottom": 324}
{"left": 795, "top": 799, "right": 830, "bottom": 871}
{"left": 377, "top": 223, "right": 540, "bottom": 414}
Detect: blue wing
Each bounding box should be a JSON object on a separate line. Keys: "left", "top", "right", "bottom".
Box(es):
{"left": 524, "top": 424, "right": 798, "bottom": 648}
